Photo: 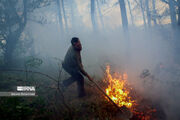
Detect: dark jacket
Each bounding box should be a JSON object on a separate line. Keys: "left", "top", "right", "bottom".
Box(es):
{"left": 62, "top": 46, "right": 88, "bottom": 76}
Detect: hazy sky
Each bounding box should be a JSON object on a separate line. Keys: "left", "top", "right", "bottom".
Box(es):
{"left": 75, "top": 0, "right": 170, "bottom": 29}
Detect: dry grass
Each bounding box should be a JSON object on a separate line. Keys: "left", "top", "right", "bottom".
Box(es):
{"left": 59, "top": 78, "right": 131, "bottom": 120}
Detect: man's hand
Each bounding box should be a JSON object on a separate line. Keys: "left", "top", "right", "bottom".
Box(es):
{"left": 87, "top": 75, "right": 93, "bottom": 82}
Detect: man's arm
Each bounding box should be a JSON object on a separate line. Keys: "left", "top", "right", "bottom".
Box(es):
{"left": 75, "top": 53, "right": 93, "bottom": 81}
{"left": 79, "top": 63, "right": 88, "bottom": 76}
{"left": 79, "top": 64, "right": 93, "bottom": 81}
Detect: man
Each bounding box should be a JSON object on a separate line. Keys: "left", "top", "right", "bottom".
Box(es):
{"left": 62, "top": 37, "right": 93, "bottom": 97}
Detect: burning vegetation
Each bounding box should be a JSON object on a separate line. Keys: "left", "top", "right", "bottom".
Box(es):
{"left": 103, "top": 65, "right": 165, "bottom": 120}
{"left": 104, "top": 65, "right": 134, "bottom": 109}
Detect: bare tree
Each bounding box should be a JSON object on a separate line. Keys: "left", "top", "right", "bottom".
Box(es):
{"left": 139, "top": 0, "right": 147, "bottom": 28}
{"left": 127, "top": 0, "right": 134, "bottom": 26}
{"left": 67, "top": 0, "right": 82, "bottom": 29}
{"left": 145, "top": 0, "right": 151, "bottom": 27}
{"left": 169, "top": 0, "right": 177, "bottom": 26}
{"left": 69, "top": 0, "right": 75, "bottom": 28}
{"left": 152, "top": 0, "right": 157, "bottom": 25}
{"left": 118, "top": 0, "right": 128, "bottom": 32}
{"left": 91, "top": 0, "right": 98, "bottom": 31}
{"left": 62, "top": 0, "right": 68, "bottom": 30}
{"left": 97, "top": 0, "right": 105, "bottom": 29}
{"left": 178, "top": 0, "right": 180, "bottom": 26}
{"left": 56, "top": 0, "right": 64, "bottom": 33}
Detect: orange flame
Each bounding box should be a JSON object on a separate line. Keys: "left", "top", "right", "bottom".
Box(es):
{"left": 104, "top": 65, "right": 134, "bottom": 109}
{"left": 104, "top": 65, "right": 158, "bottom": 120}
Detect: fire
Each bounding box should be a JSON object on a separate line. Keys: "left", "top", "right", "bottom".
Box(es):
{"left": 104, "top": 65, "right": 134, "bottom": 109}
{"left": 103, "top": 65, "right": 159, "bottom": 120}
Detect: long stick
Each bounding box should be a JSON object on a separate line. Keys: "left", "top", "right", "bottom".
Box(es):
{"left": 90, "top": 80, "right": 124, "bottom": 113}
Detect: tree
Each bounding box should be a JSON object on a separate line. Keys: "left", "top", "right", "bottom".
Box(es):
{"left": 169, "top": 0, "right": 177, "bottom": 26}
{"left": 0, "top": 0, "right": 51, "bottom": 68}
{"left": 56, "top": 0, "right": 64, "bottom": 33}
{"left": 140, "top": 0, "right": 147, "bottom": 28}
{"left": 118, "top": 0, "right": 128, "bottom": 32}
{"left": 178, "top": 0, "right": 180, "bottom": 26}
{"left": 160, "top": 0, "right": 177, "bottom": 26}
{"left": 91, "top": 0, "right": 98, "bottom": 31}
{"left": 145, "top": 0, "right": 151, "bottom": 27}
{"left": 152, "top": 0, "right": 157, "bottom": 25}
{"left": 127, "top": 0, "right": 134, "bottom": 26}
{"left": 134, "top": 0, "right": 147, "bottom": 28}
{"left": 97, "top": 0, "right": 105, "bottom": 29}
{"left": 68, "top": 0, "right": 82, "bottom": 29}
{"left": 61, "top": 0, "right": 68, "bottom": 30}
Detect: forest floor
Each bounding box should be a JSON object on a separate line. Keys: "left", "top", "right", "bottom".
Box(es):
{"left": 60, "top": 80, "right": 132, "bottom": 120}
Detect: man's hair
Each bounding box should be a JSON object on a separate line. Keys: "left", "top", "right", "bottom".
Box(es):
{"left": 71, "top": 37, "right": 79, "bottom": 45}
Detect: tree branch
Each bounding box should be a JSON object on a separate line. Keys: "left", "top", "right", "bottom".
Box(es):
{"left": 0, "top": 69, "right": 58, "bottom": 82}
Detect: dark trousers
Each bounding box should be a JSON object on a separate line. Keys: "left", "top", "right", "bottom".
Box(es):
{"left": 62, "top": 65, "right": 85, "bottom": 96}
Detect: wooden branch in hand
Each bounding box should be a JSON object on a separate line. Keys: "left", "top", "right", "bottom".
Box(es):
{"left": 90, "top": 80, "right": 124, "bottom": 113}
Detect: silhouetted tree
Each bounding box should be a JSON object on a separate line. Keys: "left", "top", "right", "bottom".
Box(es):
{"left": 145, "top": 0, "right": 151, "bottom": 27}
{"left": 62, "top": 0, "right": 68, "bottom": 30}
{"left": 152, "top": 0, "right": 157, "bottom": 25}
{"left": 91, "top": 0, "right": 98, "bottom": 31}
{"left": 140, "top": 0, "right": 147, "bottom": 28}
{"left": 127, "top": 0, "right": 134, "bottom": 26}
{"left": 56, "top": 0, "right": 64, "bottom": 33}
{"left": 97, "top": 0, "right": 105, "bottom": 29}
{"left": 169, "top": 0, "right": 177, "bottom": 27}
{"left": 178, "top": 0, "right": 180, "bottom": 26}
{"left": 161, "top": 0, "right": 177, "bottom": 26}
{"left": 118, "top": 0, "right": 128, "bottom": 32}
{"left": 0, "top": 0, "right": 51, "bottom": 68}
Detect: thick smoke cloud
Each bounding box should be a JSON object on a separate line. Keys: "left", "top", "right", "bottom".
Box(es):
{"left": 23, "top": 2, "right": 180, "bottom": 120}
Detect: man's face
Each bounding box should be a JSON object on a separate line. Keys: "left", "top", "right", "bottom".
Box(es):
{"left": 73, "top": 40, "right": 82, "bottom": 51}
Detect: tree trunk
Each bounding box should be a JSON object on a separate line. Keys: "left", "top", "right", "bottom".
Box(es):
{"left": 4, "top": 36, "right": 14, "bottom": 67}
{"left": 127, "top": 0, "right": 134, "bottom": 26}
{"left": 4, "top": 32, "right": 21, "bottom": 67}
{"left": 145, "top": 0, "right": 151, "bottom": 27}
{"left": 118, "top": 0, "right": 128, "bottom": 32}
{"left": 96, "top": 0, "right": 105, "bottom": 29}
{"left": 178, "top": 0, "right": 180, "bottom": 26}
{"left": 69, "top": 0, "right": 75, "bottom": 28}
{"left": 61, "top": 0, "right": 68, "bottom": 30}
{"left": 4, "top": 23, "right": 26, "bottom": 67}
{"left": 168, "top": 0, "right": 177, "bottom": 27}
{"left": 152, "top": 0, "right": 157, "bottom": 25}
{"left": 56, "top": 0, "right": 64, "bottom": 33}
{"left": 91, "top": 0, "right": 97, "bottom": 31}
{"left": 4, "top": 0, "right": 27, "bottom": 67}
{"left": 140, "top": 0, "right": 147, "bottom": 28}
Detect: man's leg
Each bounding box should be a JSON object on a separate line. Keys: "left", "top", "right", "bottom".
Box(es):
{"left": 63, "top": 76, "right": 76, "bottom": 87}
{"left": 62, "top": 65, "right": 85, "bottom": 97}
{"left": 62, "top": 67, "right": 76, "bottom": 88}
{"left": 73, "top": 73, "right": 86, "bottom": 97}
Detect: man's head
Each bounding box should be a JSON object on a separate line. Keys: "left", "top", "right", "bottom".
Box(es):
{"left": 71, "top": 37, "right": 82, "bottom": 51}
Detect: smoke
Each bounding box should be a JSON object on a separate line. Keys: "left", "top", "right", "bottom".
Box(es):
{"left": 29, "top": 23, "right": 180, "bottom": 120}
{"left": 19, "top": 2, "right": 180, "bottom": 119}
